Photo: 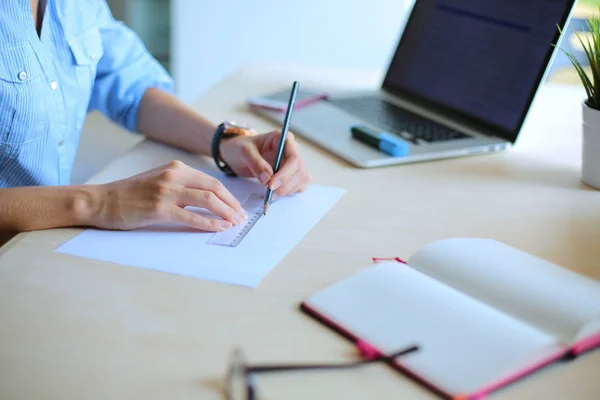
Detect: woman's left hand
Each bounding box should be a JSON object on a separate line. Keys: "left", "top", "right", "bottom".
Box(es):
{"left": 219, "top": 130, "right": 312, "bottom": 197}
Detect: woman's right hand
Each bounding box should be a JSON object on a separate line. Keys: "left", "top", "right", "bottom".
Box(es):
{"left": 91, "top": 160, "right": 246, "bottom": 231}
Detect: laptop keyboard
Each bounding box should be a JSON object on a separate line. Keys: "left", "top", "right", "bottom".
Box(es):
{"left": 328, "top": 96, "right": 471, "bottom": 144}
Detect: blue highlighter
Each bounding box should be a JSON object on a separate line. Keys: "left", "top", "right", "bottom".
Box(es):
{"left": 350, "top": 125, "right": 409, "bottom": 157}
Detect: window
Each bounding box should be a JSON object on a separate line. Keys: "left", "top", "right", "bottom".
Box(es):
{"left": 548, "top": 0, "right": 599, "bottom": 84}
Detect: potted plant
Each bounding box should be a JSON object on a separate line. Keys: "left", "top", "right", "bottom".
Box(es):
{"left": 560, "top": 9, "right": 600, "bottom": 189}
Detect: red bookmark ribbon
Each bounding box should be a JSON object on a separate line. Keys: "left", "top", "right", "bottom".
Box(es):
{"left": 372, "top": 257, "right": 406, "bottom": 264}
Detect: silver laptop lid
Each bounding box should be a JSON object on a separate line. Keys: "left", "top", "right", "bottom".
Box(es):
{"left": 381, "top": 0, "right": 577, "bottom": 143}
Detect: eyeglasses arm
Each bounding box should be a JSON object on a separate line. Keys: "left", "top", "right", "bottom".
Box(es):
{"left": 246, "top": 344, "right": 419, "bottom": 374}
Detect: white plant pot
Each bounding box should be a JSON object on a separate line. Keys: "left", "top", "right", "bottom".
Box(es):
{"left": 582, "top": 101, "right": 600, "bottom": 189}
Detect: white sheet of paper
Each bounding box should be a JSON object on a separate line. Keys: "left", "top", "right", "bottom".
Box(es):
{"left": 56, "top": 141, "right": 346, "bottom": 287}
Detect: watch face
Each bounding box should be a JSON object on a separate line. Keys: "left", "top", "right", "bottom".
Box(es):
{"left": 224, "top": 121, "right": 245, "bottom": 129}
{"left": 224, "top": 121, "right": 256, "bottom": 136}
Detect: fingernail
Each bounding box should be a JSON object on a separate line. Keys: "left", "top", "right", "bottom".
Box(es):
{"left": 235, "top": 213, "right": 245, "bottom": 225}
{"left": 270, "top": 179, "right": 281, "bottom": 190}
{"left": 259, "top": 172, "right": 270, "bottom": 185}
{"left": 221, "top": 220, "right": 232, "bottom": 230}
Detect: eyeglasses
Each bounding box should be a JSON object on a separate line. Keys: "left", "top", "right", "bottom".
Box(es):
{"left": 225, "top": 343, "right": 419, "bottom": 400}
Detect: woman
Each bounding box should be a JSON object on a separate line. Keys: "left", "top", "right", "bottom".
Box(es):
{"left": 0, "top": 0, "right": 310, "bottom": 238}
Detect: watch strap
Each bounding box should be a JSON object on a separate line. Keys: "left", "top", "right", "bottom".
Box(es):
{"left": 212, "top": 123, "right": 238, "bottom": 177}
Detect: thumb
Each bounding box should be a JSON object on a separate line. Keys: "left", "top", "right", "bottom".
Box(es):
{"left": 241, "top": 143, "right": 273, "bottom": 185}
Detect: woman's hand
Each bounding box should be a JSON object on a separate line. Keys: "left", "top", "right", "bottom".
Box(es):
{"left": 219, "top": 130, "right": 312, "bottom": 196}
{"left": 92, "top": 160, "right": 246, "bottom": 231}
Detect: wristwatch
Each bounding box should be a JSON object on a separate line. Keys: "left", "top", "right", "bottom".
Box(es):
{"left": 211, "top": 121, "right": 256, "bottom": 176}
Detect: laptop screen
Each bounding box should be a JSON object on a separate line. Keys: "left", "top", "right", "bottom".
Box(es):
{"left": 383, "top": 0, "right": 575, "bottom": 142}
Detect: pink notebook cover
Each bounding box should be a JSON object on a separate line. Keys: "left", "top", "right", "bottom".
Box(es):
{"left": 300, "top": 301, "right": 600, "bottom": 399}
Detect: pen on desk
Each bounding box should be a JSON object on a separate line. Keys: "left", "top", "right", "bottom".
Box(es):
{"left": 263, "top": 81, "right": 299, "bottom": 215}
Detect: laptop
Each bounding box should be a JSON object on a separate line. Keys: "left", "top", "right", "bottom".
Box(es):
{"left": 252, "top": 0, "right": 577, "bottom": 168}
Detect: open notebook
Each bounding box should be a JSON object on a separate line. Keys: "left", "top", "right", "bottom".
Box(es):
{"left": 301, "top": 238, "right": 600, "bottom": 399}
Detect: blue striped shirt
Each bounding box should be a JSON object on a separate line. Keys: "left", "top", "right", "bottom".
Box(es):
{"left": 0, "top": 0, "right": 174, "bottom": 187}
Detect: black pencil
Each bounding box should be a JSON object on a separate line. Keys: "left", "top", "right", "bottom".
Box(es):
{"left": 263, "top": 81, "right": 299, "bottom": 215}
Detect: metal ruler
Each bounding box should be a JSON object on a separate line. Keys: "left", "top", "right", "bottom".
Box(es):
{"left": 206, "top": 193, "right": 264, "bottom": 247}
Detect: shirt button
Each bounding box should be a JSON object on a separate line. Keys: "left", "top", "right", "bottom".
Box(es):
{"left": 50, "top": 81, "right": 58, "bottom": 91}
{"left": 18, "top": 71, "right": 27, "bottom": 81}
{"left": 59, "top": 140, "right": 64, "bottom": 147}
{"left": 91, "top": 53, "right": 97, "bottom": 60}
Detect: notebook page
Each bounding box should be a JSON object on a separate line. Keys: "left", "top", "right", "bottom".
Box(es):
{"left": 576, "top": 319, "right": 600, "bottom": 343}
{"left": 305, "top": 263, "right": 561, "bottom": 395}
{"left": 408, "top": 238, "right": 600, "bottom": 343}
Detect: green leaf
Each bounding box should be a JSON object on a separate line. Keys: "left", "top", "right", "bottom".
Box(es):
{"left": 562, "top": 49, "right": 594, "bottom": 100}
{"left": 557, "top": 10, "right": 600, "bottom": 108}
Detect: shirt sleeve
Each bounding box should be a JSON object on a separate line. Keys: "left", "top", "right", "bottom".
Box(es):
{"left": 88, "top": 1, "right": 174, "bottom": 133}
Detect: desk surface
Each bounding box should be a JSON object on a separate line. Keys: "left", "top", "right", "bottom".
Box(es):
{"left": 1, "top": 65, "right": 599, "bottom": 400}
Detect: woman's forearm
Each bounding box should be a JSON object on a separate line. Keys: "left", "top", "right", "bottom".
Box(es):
{"left": 0, "top": 185, "right": 103, "bottom": 232}
{"left": 137, "top": 88, "right": 216, "bottom": 156}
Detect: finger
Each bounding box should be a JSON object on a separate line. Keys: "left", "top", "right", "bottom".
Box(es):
{"left": 270, "top": 133, "right": 301, "bottom": 182}
{"left": 281, "top": 131, "right": 299, "bottom": 152}
{"left": 169, "top": 206, "right": 233, "bottom": 232}
{"left": 179, "top": 189, "right": 245, "bottom": 225}
{"left": 269, "top": 154, "right": 302, "bottom": 191}
{"left": 275, "top": 168, "right": 309, "bottom": 197}
{"left": 262, "top": 130, "right": 281, "bottom": 152}
{"left": 240, "top": 142, "right": 274, "bottom": 185}
{"left": 264, "top": 130, "right": 297, "bottom": 153}
{"left": 177, "top": 165, "right": 244, "bottom": 214}
{"left": 296, "top": 173, "right": 312, "bottom": 193}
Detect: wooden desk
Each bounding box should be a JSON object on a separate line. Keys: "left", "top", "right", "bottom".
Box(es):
{"left": 1, "top": 65, "right": 599, "bottom": 400}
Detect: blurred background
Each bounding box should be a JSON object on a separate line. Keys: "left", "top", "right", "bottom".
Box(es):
{"left": 105, "top": 0, "right": 599, "bottom": 101}
{"left": 106, "top": 0, "right": 410, "bottom": 102}
{"left": 548, "top": 0, "right": 599, "bottom": 84}
{"left": 73, "top": 0, "right": 599, "bottom": 184}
